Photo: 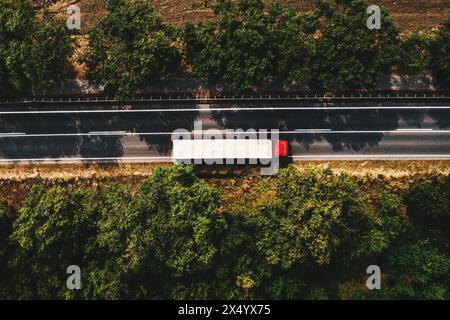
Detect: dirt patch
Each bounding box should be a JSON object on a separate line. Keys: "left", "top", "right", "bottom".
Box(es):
{"left": 45, "top": 0, "right": 450, "bottom": 34}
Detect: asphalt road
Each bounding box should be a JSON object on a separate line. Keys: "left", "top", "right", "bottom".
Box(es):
{"left": 1, "top": 103, "right": 450, "bottom": 163}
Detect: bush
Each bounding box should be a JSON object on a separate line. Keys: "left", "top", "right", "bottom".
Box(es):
{"left": 431, "top": 19, "right": 450, "bottom": 88}
{"left": 2, "top": 166, "right": 449, "bottom": 299}
{"left": 398, "top": 30, "right": 435, "bottom": 74}
{"left": 311, "top": 0, "right": 400, "bottom": 91}
{"left": 184, "top": 0, "right": 315, "bottom": 93}
{"left": 405, "top": 175, "right": 450, "bottom": 232}
{"left": 0, "top": 0, "right": 74, "bottom": 98}
{"left": 82, "top": 0, "right": 181, "bottom": 99}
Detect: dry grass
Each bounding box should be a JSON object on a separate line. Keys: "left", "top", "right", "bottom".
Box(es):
{"left": 291, "top": 160, "right": 450, "bottom": 177}
{"left": 1, "top": 161, "right": 449, "bottom": 213}
{"left": 0, "top": 163, "right": 168, "bottom": 181}
{"left": 2, "top": 160, "right": 448, "bottom": 181}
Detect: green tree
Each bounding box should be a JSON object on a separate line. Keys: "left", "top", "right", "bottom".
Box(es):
{"left": 81, "top": 183, "right": 134, "bottom": 299}
{"left": 311, "top": 0, "right": 400, "bottom": 91}
{"left": 0, "top": 201, "right": 13, "bottom": 298}
{"left": 184, "top": 0, "right": 315, "bottom": 93}
{"left": 431, "top": 19, "right": 450, "bottom": 88}
{"left": 134, "top": 165, "right": 226, "bottom": 276}
{"left": 85, "top": 165, "right": 226, "bottom": 299}
{"left": 253, "top": 167, "right": 366, "bottom": 268}
{"left": 8, "top": 186, "right": 98, "bottom": 299}
{"left": 347, "top": 191, "right": 403, "bottom": 260}
{"left": 406, "top": 175, "right": 450, "bottom": 232}
{"left": 82, "top": 0, "right": 181, "bottom": 99}
{"left": 398, "top": 30, "right": 435, "bottom": 75}
{"left": 383, "top": 237, "right": 450, "bottom": 299}
{"left": 0, "top": 0, "right": 74, "bottom": 98}
{"left": 348, "top": 232, "right": 450, "bottom": 300}
{"left": 252, "top": 167, "right": 402, "bottom": 270}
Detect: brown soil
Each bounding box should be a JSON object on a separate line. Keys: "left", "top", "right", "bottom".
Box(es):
{"left": 43, "top": 0, "right": 450, "bottom": 34}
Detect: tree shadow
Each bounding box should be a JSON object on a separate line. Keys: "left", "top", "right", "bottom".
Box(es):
{"left": 121, "top": 104, "right": 200, "bottom": 155}
{"left": 0, "top": 113, "right": 79, "bottom": 159}
{"left": 0, "top": 105, "right": 200, "bottom": 161}
{"left": 210, "top": 103, "right": 428, "bottom": 152}
{"left": 0, "top": 113, "right": 124, "bottom": 160}
{"left": 72, "top": 113, "right": 124, "bottom": 159}
{"left": 1, "top": 104, "right": 440, "bottom": 161}
{"left": 429, "top": 109, "right": 450, "bottom": 129}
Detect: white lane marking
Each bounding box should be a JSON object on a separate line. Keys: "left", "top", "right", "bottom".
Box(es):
{"left": 0, "top": 105, "right": 450, "bottom": 114}
{"left": 295, "top": 129, "right": 332, "bottom": 132}
{"left": 0, "top": 157, "right": 172, "bottom": 163}
{"left": 0, "top": 129, "right": 450, "bottom": 138}
{"left": 396, "top": 128, "right": 433, "bottom": 131}
{"left": 1, "top": 155, "right": 450, "bottom": 164}
{"left": 0, "top": 132, "right": 26, "bottom": 135}
{"left": 295, "top": 129, "right": 449, "bottom": 134}
{"left": 291, "top": 155, "right": 450, "bottom": 159}
{"left": 89, "top": 131, "right": 127, "bottom": 134}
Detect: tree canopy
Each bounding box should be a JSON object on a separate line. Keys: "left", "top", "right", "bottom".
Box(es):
{"left": 184, "top": 0, "right": 316, "bottom": 93}
{"left": 0, "top": 165, "right": 449, "bottom": 299}
{"left": 82, "top": 0, "right": 182, "bottom": 99}
{"left": 0, "top": 0, "right": 74, "bottom": 99}
{"left": 310, "top": 0, "right": 400, "bottom": 91}
{"left": 398, "top": 30, "right": 435, "bottom": 75}
{"left": 8, "top": 186, "right": 98, "bottom": 299}
{"left": 431, "top": 19, "right": 450, "bottom": 89}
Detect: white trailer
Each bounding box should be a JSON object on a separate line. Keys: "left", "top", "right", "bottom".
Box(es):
{"left": 172, "top": 139, "right": 288, "bottom": 162}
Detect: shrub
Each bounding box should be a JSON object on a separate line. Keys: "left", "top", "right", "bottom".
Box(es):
{"left": 398, "top": 30, "right": 436, "bottom": 74}
{"left": 431, "top": 19, "right": 450, "bottom": 88}
{"left": 184, "top": 0, "right": 315, "bottom": 93}
{"left": 311, "top": 0, "right": 400, "bottom": 91}
{"left": 82, "top": 0, "right": 181, "bottom": 99}
{"left": 0, "top": 0, "right": 74, "bottom": 98}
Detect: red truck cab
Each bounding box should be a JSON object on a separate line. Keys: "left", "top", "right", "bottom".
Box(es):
{"left": 274, "top": 140, "right": 289, "bottom": 157}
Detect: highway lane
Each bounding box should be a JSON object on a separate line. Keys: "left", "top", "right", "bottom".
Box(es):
{"left": 0, "top": 105, "right": 450, "bottom": 163}
{"left": 1, "top": 108, "right": 449, "bottom": 132}
{"left": 0, "top": 131, "right": 449, "bottom": 163}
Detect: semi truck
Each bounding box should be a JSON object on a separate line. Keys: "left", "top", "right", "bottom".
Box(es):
{"left": 172, "top": 138, "right": 288, "bottom": 163}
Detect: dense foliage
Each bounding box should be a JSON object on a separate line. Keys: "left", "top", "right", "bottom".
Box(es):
{"left": 431, "top": 20, "right": 450, "bottom": 89}
{"left": 398, "top": 30, "right": 435, "bottom": 75}
{"left": 0, "top": 165, "right": 448, "bottom": 299}
{"left": 3, "top": 0, "right": 450, "bottom": 98}
{"left": 310, "top": 0, "right": 400, "bottom": 91}
{"left": 0, "top": 0, "right": 74, "bottom": 99}
{"left": 184, "top": 0, "right": 316, "bottom": 93}
{"left": 81, "top": 0, "right": 181, "bottom": 98}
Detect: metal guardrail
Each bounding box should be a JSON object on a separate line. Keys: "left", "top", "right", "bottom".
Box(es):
{"left": 0, "top": 93, "right": 450, "bottom": 105}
